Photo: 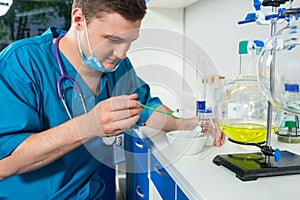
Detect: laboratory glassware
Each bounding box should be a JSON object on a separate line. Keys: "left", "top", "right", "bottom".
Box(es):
{"left": 197, "top": 109, "right": 215, "bottom": 146}
{"left": 258, "top": 9, "right": 300, "bottom": 115}
{"left": 214, "top": 1, "right": 300, "bottom": 182}
{"left": 215, "top": 40, "right": 281, "bottom": 145}
{"left": 276, "top": 83, "right": 300, "bottom": 143}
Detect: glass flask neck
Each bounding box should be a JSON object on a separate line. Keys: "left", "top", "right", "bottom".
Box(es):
{"left": 232, "top": 74, "right": 258, "bottom": 82}
{"left": 238, "top": 40, "right": 262, "bottom": 77}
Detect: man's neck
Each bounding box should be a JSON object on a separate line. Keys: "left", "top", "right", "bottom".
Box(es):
{"left": 56, "top": 32, "right": 102, "bottom": 96}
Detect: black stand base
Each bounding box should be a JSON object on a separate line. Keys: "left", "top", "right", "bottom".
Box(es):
{"left": 213, "top": 150, "right": 300, "bottom": 181}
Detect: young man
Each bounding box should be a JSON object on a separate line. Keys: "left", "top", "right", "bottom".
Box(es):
{"left": 0, "top": 0, "right": 224, "bottom": 199}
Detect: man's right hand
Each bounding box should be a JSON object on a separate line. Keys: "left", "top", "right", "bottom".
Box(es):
{"left": 75, "top": 93, "right": 142, "bottom": 140}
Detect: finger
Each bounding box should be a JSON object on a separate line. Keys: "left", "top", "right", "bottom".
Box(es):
{"left": 130, "top": 93, "right": 138, "bottom": 100}
{"left": 100, "top": 112, "right": 140, "bottom": 136}
{"left": 221, "top": 132, "right": 226, "bottom": 143}
{"left": 104, "top": 129, "right": 123, "bottom": 137}
{"left": 215, "top": 136, "right": 222, "bottom": 147}
{"left": 108, "top": 98, "right": 141, "bottom": 111}
{"left": 110, "top": 94, "right": 137, "bottom": 101}
{"left": 112, "top": 108, "right": 142, "bottom": 121}
{"left": 113, "top": 113, "right": 140, "bottom": 132}
{"left": 214, "top": 129, "right": 225, "bottom": 147}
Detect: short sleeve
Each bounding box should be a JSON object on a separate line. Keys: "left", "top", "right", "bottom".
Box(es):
{"left": 0, "top": 50, "right": 41, "bottom": 159}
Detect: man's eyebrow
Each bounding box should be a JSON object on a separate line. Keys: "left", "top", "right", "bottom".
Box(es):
{"left": 104, "top": 35, "right": 123, "bottom": 40}
{"left": 104, "top": 34, "right": 139, "bottom": 42}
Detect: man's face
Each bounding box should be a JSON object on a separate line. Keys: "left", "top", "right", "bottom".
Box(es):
{"left": 79, "top": 13, "right": 141, "bottom": 70}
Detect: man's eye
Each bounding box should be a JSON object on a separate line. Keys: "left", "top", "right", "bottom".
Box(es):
{"left": 108, "top": 38, "right": 121, "bottom": 43}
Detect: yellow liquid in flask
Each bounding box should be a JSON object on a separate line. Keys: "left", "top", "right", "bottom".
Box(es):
{"left": 218, "top": 120, "right": 278, "bottom": 144}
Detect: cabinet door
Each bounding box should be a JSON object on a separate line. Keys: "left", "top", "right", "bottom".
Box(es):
{"left": 132, "top": 132, "right": 148, "bottom": 171}
{"left": 97, "top": 150, "right": 115, "bottom": 200}
{"left": 125, "top": 129, "right": 148, "bottom": 172}
{"left": 150, "top": 152, "right": 175, "bottom": 199}
{"left": 177, "top": 186, "right": 188, "bottom": 200}
{"left": 135, "top": 172, "right": 149, "bottom": 200}
{"left": 127, "top": 170, "right": 149, "bottom": 200}
{"left": 126, "top": 129, "right": 149, "bottom": 200}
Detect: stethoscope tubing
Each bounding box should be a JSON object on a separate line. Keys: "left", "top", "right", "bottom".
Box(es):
{"left": 55, "top": 34, "right": 124, "bottom": 146}
{"left": 54, "top": 34, "right": 88, "bottom": 118}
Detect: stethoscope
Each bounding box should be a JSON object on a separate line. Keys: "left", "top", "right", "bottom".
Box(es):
{"left": 54, "top": 33, "right": 88, "bottom": 119}
{"left": 54, "top": 33, "right": 116, "bottom": 145}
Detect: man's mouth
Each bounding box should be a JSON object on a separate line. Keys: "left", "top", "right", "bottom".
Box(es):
{"left": 107, "top": 57, "right": 118, "bottom": 64}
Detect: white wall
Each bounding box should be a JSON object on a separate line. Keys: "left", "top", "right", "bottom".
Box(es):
{"left": 129, "top": 0, "right": 300, "bottom": 111}
{"left": 128, "top": 8, "right": 190, "bottom": 111}
{"left": 185, "top": 0, "right": 271, "bottom": 79}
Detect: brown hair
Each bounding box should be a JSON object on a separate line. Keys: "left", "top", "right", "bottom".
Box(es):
{"left": 72, "top": 0, "right": 147, "bottom": 22}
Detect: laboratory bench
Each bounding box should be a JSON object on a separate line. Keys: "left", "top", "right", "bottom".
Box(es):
{"left": 126, "top": 126, "right": 300, "bottom": 200}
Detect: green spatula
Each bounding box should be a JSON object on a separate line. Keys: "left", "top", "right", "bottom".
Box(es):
{"left": 140, "top": 104, "right": 180, "bottom": 119}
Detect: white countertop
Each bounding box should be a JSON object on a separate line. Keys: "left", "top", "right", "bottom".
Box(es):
{"left": 138, "top": 126, "right": 300, "bottom": 200}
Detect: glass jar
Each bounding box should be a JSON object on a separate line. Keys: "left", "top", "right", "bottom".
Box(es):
{"left": 277, "top": 113, "right": 300, "bottom": 143}
{"left": 197, "top": 109, "right": 215, "bottom": 146}
{"left": 276, "top": 83, "right": 300, "bottom": 143}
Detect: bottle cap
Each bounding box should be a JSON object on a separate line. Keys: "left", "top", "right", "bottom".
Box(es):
{"left": 285, "top": 120, "right": 297, "bottom": 128}
{"left": 284, "top": 83, "right": 299, "bottom": 92}
{"left": 198, "top": 109, "right": 212, "bottom": 113}
{"left": 196, "top": 101, "right": 206, "bottom": 111}
{"left": 238, "top": 40, "right": 249, "bottom": 54}
{"left": 253, "top": 40, "right": 264, "bottom": 47}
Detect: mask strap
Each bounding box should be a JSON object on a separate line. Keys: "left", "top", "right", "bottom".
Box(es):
{"left": 83, "top": 17, "right": 93, "bottom": 56}
{"left": 77, "top": 30, "right": 83, "bottom": 55}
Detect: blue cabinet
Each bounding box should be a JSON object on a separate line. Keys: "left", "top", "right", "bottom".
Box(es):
{"left": 126, "top": 129, "right": 149, "bottom": 200}
{"left": 97, "top": 148, "right": 115, "bottom": 199}
{"left": 135, "top": 172, "right": 149, "bottom": 199}
{"left": 177, "top": 186, "right": 189, "bottom": 200}
{"left": 126, "top": 128, "right": 189, "bottom": 200}
{"left": 150, "top": 152, "right": 175, "bottom": 200}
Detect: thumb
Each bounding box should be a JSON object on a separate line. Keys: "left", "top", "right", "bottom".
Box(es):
{"left": 130, "top": 93, "right": 138, "bottom": 100}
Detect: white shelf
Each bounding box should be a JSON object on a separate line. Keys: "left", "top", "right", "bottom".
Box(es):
{"left": 147, "top": 0, "right": 199, "bottom": 8}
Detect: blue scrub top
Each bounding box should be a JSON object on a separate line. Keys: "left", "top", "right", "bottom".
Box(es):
{"left": 0, "top": 27, "right": 162, "bottom": 199}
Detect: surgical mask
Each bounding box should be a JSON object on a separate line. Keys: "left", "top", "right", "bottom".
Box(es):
{"left": 77, "top": 18, "right": 123, "bottom": 73}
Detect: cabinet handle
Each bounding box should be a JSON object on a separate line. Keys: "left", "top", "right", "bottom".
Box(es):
{"left": 154, "top": 162, "right": 166, "bottom": 177}
{"left": 135, "top": 140, "right": 144, "bottom": 149}
{"left": 136, "top": 185, "right": 145, "bottom": 198}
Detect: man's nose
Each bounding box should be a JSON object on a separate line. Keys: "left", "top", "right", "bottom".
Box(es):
{"left": 114, "top": 43, "right": 130, "bottom": 59}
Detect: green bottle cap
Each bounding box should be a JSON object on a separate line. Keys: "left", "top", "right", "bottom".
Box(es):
{"left": 239, "top": 40, "right": 249, "bottom": 54}
{"left": 285, "top": 120, "right": 297, "bottom": 128}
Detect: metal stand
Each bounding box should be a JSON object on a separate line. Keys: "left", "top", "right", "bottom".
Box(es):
{"left": 213, "top": 150, "right": 300, "bottom": 181}
{"left": 213, "top": 3, "right": 300, "bottom": 181}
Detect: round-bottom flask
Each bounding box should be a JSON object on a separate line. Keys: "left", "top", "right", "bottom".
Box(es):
{"left": 258, "top": 9, "right": 300, "bottom": 116}
{"left": 215, "top": 75, "right": 281, "bottom": 144}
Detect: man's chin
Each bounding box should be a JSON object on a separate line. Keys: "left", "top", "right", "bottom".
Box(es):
{"left": 103, "top": 62, "right": 116, "bottom": 70}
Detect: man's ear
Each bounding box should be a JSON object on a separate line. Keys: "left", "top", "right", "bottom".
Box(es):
{"left": 72, "top": 8, "right": 84, "bottom": 31}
